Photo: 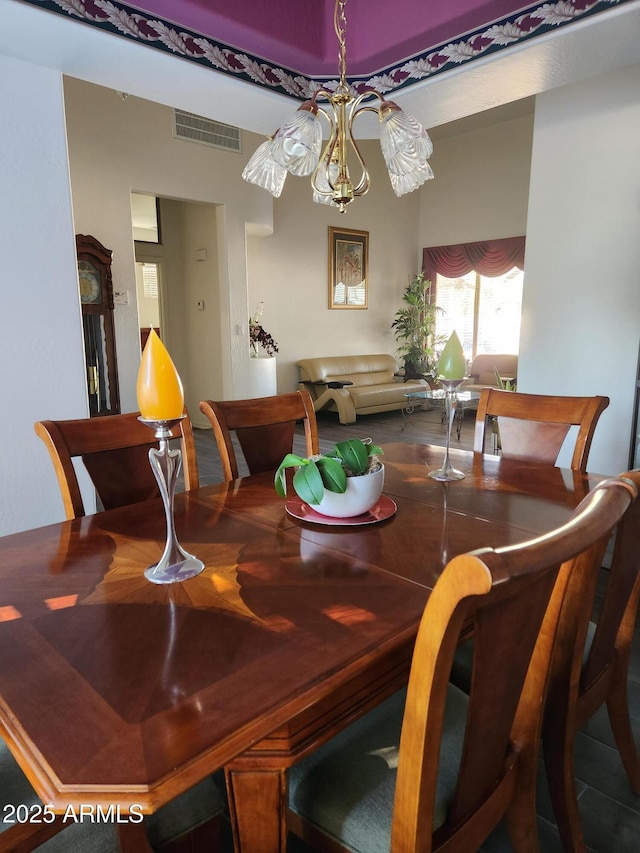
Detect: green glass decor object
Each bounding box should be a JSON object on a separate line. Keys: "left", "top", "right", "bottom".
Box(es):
{"left": 438, "top": 331, "right": 466, "bottom": 380}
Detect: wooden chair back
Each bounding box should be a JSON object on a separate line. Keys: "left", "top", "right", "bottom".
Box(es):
{"left": 392, "top": 475, "right": 635, "bottom": 852}
{"left": 542, "top": 468, "right": 640, "bottom": 850}
{"left": 35, "top": 410, "right": 199, "bottom": 520}
{"left": 199, "top": 390, "right": 319, "bottom": 482}
{"left": 473, "top": 388, "right": 609, "bottom": 471}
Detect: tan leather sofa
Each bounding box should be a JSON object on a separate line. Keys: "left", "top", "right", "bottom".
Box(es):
{"left": 461, "top": 353, "right": 518, "bottom": 392}
{"left": 297, "top": 354, "right": 426, "bottom": 424}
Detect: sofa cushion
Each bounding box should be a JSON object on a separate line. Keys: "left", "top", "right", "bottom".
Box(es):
{"left": 327, "top": 370, "right": 394, "bottom": 388}
{"left": 462, "top": 354, "right": 518, "bottom": 389}
{"left": 297, "top": 355, "right": 397, "bottom": 387}
{"left": 297, "top": 354, "right": 426, "bottom": 424}
{"left": 349, "top": 383, "right": 417, "bottom": 409}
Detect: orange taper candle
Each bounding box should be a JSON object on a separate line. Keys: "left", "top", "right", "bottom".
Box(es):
{"left": 136, "top": 329, "right": 184, "bottom": 420}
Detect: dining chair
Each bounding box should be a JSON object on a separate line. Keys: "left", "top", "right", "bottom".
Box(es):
{"left": 473, "top": 389, "right": 609, "bottom": 472}
{"left": 287, "top": 475, "right": 636, "bottom": 853}
{"left": 0, "top": 739, "right": 227, "bottom": 852}
{"left": 199, "top": 389, "right": 319, "bottom": 482}
{"left": 542, "top": 468, "right": 640, "bottom": 852}
{"left": 34, "top": 410, "right": 199, "bottom": 520}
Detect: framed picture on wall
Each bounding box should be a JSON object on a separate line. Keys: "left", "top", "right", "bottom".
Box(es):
{"left": 329, "top": 227, "right": 368, "bottom": 309}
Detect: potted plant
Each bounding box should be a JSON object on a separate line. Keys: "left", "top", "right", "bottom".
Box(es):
{"left": 249, "top": 302, "right": 279, "bottom": 357}
{"left": 392, "top": 273, "right": 443, "bottom": 382}
{"left": 492, "top": 369, "right": 516, "bottom": 453}
{"left": 274, "top": 438, "right": 384, "bottom": 518}
{"left": 494, "top": 369, "right": 516, "bottom": 392}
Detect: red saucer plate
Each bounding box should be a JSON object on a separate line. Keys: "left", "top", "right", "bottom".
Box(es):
{"left": 285, "top": 494, "right": 397, "bottom": 526}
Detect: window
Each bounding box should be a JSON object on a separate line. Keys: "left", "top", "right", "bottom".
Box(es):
{"left": 435, "top": 267, "right": 524, "bottom": 360}
{"left": 422, "top": 237, "right": 525, "bottom": 361}
{"left": 135, "top": 261, "right": 161, "bottom": 334}
{"left": 141, "top": 263, "right": 159, "bottom": 300}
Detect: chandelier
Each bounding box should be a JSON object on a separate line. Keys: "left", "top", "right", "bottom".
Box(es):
{"left": 242, "top": 0, "right": 434, "bottom": 213}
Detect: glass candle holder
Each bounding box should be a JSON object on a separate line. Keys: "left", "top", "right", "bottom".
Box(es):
{"left": 138, "top": 416, "right": 205, "bottom": 584}
{"left": 428, "top": 380, "right": 466, "bottom": 482}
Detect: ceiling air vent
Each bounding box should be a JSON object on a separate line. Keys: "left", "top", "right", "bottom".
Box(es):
{"left": 173, "top": 109, "right": 241, "bottom": 153}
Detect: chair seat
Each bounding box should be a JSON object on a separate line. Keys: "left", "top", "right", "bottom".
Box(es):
{"left": 40, "top": 775, "right": 226, "bottom": 852}
{"left": 1, "top": 739, "right": 226, "bottom": 853}
{"left": 146, "top": 770, "right": 227, "bottom": 849}
{"left": 0, "top": 740, "right": 41, "bottom": 820}
{"left": 289, "top": 686, "right": 468, "bottom": 853}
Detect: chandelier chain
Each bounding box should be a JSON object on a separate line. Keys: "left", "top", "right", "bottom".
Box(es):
{"left": 335, "top": 0, "right": 348, "bottom": 89}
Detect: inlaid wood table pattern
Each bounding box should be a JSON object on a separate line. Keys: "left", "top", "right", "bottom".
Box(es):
{"left": 0, "top": 443, "right": 602, "bottom": 851}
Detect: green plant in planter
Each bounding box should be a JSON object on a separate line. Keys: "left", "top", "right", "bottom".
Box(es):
{"left": 392, "top": 272, "right": 444, "bottom": 379}
{"left": 494, "top": 368, "right": 517, "bottom": 391}
{"left": 274, "top": 438, "right": 383, "bottom": 506}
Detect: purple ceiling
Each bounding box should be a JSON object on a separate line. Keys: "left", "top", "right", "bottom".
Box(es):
{"left": 20, "top": 0, "right": 631, "bottom": 98}
{"left": 119, "top": 0, "right": 540, "bottom": 75}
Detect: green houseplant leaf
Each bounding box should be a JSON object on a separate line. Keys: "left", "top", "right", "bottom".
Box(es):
{"left": 335, "top": 438, "right": 369, "bottom": 473}
{"left": 274, "top": 438, "right": 383, "bottom": 506}
{"left": 391, "top": 273, "right": 445, "bottom": 377}
{"left": 274, "top": 453, "right": 307, "bottom": 498}
{"left": 292, "top": 461, "right": 326, "bottom": 505}
{"left": 316, "top": 456, "right": 347, "bottom": 493}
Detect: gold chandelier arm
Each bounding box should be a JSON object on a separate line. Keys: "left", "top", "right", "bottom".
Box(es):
{"left": 311, "top": 138, "right": 336, "bottom": 197}
{"left": 351, "top": 102, "right": 383, "bottom": 120}
{"left": 311, "top": 100, "right": 335, "bottom": 131}
{"left": 310, "top": 107, "right": 338, "bottom": 198}
{"left": 351, "top": 89, "right": 384, "bottom": 112}
{"left": 344, "top": 131, "right": 370, "bottom": 198}
{"left": 312, "top": 86, "right": 338, "bottom": 105}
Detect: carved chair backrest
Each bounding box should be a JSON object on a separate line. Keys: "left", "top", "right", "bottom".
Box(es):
{"left": 199, "top": 390, "right": 319, "bottom": 482}
{"left": 392, "top": 475, "right": 635, "bottom": 851}
{"left": 35, "top": 410, "right": 199, "bottom": 519}
{"left": 473, "top": 389, "right": 609, "bottom": 471}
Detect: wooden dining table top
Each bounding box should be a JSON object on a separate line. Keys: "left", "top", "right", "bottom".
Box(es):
{"left": 0, "top": 442, "right": 601, "bottom": 822}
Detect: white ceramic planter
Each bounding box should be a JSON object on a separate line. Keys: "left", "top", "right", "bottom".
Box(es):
{"left": 313, "top": 465, "right": 384, "bottom": 518}
{"left": 247, "top": 356, "right": 277, "bottom": 398}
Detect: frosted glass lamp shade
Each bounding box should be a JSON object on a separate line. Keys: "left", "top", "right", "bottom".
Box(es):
{"left": 271, "top": 106, "right": 323, "bottom": 177}
{"left": 380, "top": 106, "right": 433, "bottom": 174}
{"left": 388, "top": 160, "right": 434, "bottom": 197}
{"left": 312, "top": 156, "right": 340, "bottom": 205}
{"left": 242, "top": 140, "right": 287, "bottom": 198}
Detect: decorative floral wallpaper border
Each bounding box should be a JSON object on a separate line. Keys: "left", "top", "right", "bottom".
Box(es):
{"left": 24, "top": 0, "right": 628, "bottom": 100}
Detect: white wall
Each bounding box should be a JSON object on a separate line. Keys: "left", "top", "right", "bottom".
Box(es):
{"left": 418, "top": 113, "right": 534, "bottom": 246}
{"left": 521, "top": 65, "right": 640, "bottom": 475}
{"left": 64, "top": 76, "right": 273, "bottom": 414}
{"left": 247, "top": 141, "right": 421, "bottom": 393}
{"left": 135, "top": 199, "right": 222, "bottom": 426}
{"left": 0, "top": 57, "right": 89, "bottom": 535}
{"left": 179, "top": 201, "right": 224, "bottom": 423}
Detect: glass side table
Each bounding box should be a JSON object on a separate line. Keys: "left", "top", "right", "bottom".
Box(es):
{"left": 402, "top": 389, "right": 480, "bottom": 438}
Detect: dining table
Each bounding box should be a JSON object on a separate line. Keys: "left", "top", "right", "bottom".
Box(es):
{"left": 0, "top": 442, "right": 603, "bottom": 852}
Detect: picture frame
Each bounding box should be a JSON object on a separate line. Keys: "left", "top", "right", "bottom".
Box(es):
{"left": 328, "top": 227, "right": 368, "bottom": 309}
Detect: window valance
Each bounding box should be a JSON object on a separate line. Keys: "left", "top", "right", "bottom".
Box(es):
{"left": 422, "top": 236, "right": 525, "bottom": 282}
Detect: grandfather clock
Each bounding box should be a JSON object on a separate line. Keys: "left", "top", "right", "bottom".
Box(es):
{"left": 76, "top": 235, "right": 120, "bottom": 416}
{"left": 630, "top": 340, "right": 640, "bottom": 468}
